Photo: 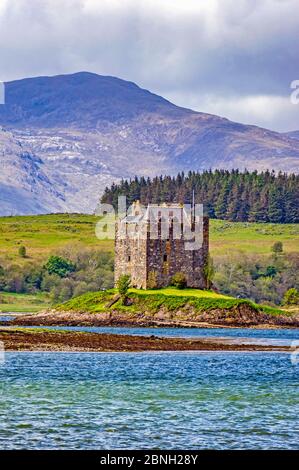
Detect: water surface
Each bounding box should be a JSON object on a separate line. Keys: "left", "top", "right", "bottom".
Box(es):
{"left": 0, "top": 351, "right": 298, "bottom": 449}
{"left": 0, "top": 316, "right": 15, "bottom": 323}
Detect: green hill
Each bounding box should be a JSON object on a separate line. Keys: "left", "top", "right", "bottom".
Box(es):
{"left": 0, "top": 214, "right": 298, "bottom": 263}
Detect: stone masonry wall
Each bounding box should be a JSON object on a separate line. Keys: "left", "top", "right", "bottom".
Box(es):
{"left": 115, "top": 215, "right": 209, "bottom": 289}
{"left": 114, "top": 222, "right": 147, "bottom": 289}
{"left": 146, "top": 217, "right": 209, "bottom": 289}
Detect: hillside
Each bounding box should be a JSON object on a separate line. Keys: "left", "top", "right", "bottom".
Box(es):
{"left": 285, "top": 130, "right": 299, "bottom": 140}
{"left": 0, "top": 214, "right": 298, "bottom": 263}
{"left": 1, "top": 72, "right": 299, "bottom": 215}
{"left": 0, "top": 127, "right": 67, "bottom": 214}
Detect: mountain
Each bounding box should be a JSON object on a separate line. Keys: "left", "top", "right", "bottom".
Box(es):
{"left": 0, "top": 71, "right": 299, "bottom": 215}
{"left": 0, "top": 72, "right": 186, "bottom": 128}
{"left": 0, "top": 127, "right": 68, "bottom": 215}
{"left": 285, "top": 130, "right": 299, "bottom": 140}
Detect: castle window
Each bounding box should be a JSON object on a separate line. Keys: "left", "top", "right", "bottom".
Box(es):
{"left": 163, "top": 254, "right": 168, "bottom": 262}
{"left": 127, "top": 255, "right": 131, "bottom": 262}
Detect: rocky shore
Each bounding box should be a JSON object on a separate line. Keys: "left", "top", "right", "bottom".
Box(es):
{"left": 11, "top": 306, "right": 299, "bottom": 329}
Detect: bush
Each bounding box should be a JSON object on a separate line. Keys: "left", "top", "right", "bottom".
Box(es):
{"left": 18, "top": 246, "right": 27, "bottom": 258}
{"left": 171, "top": 272, "right": 187, "bottom": 289}
{"left": 283, "top": 288, "right": 299, "bottom": 306}
{"left": 24, "top": 266, "right": 43, "bottom": 292}
{"left": 50, "top": 278, "right": 74, "bottom": 304}
{"left": 203, "top": 255, "right": 215, "bottom": 288}
{"left": 263, "top": 265, "right": 277, "bottom": 278}
{"left": 40, "top": 272, "right": 61, "bottom": 292}
{"left": 44, "top": 256, "right": 76, "bottom": 278}
{"left": 272, "top": 241, "right": 283, "bottom": 254}
{"left": 116, "top": 274, "right": 131, "bottom": 303}
{"left": 72, "top": 281, "right": 91, "bottom": 298}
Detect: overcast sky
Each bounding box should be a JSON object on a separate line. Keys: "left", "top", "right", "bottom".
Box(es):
{"left": 0, "top": 0, "right": 298, "bottom": 131}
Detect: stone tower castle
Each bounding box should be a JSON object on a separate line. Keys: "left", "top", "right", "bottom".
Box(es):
{"left": 115, "top": 201, "right": 209, "bottom": 289}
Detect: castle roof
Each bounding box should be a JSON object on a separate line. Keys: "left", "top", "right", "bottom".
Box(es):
{"left": 119, "top": 201, "right": 193, "bottom": 226}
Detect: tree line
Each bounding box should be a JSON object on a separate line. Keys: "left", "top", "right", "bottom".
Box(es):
{"left": 101, "top": 170, "right": 299, "bottom": 223}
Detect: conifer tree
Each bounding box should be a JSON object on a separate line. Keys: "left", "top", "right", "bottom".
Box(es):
{"left": 101, "top": 170, "right": 298, "bottom": 223}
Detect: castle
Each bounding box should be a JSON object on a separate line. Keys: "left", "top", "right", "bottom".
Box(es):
{"left": 115, "top": 201, "right": 209, "bottom": 289}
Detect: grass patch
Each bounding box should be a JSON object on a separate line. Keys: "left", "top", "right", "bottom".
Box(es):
{"left": 129, "top": 287, "right": 231, "bottom": 299}
{"left": 56, "top": 290, "right": 115, "bottom": 313}
{"left": 0, "top": 292, "right": 50, "bottom": 313}
{"left": 57, "top": 288, "right": 286, "bottom": 317}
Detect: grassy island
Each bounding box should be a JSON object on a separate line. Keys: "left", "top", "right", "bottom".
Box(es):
{"left": 12, "top": 287, "right": 298, "bottom": 329}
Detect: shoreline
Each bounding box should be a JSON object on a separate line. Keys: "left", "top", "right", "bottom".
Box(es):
{"left": 0, "top": 328, "right": 293, "bottom": 353}
{"left": 10, "top": 311, "right": 299, "bottom": 330}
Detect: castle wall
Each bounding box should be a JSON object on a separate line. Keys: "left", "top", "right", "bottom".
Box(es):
{"left": 114, "top": 222, "right": 147, "bottom": 289}
{"left": 146, "top": 217, "right": 209, "bottom": 289}
{"left": 115, "top": 215, "right": 209, "bottom": 290}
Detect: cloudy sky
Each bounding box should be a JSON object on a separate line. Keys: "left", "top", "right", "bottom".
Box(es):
{"left": 0, "top": 0, "right": 298, "bottom": 131}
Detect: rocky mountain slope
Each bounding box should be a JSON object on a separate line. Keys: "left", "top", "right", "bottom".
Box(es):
{"left": 285, "top": 130, "right": 299, "bottom": 140}
{"left": 0, "top": 127, "right": 67, "bottom": 215}
{"left": 0, "top": 72, "right": 299, "bottom": 215}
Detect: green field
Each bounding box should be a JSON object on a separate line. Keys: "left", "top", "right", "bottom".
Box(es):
{"left": 0, "top": 214, "right": 298, "bottom": 263}
{"left": 0, "top": 213, "right": 113, "bottom": 263}
{"left": 210, "top": 220, "right": 299, "bottom": 256}
{"left": 0, "top": 292, "right": 50, "bottom": 313}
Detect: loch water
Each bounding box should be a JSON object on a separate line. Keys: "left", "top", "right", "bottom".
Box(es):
{"left": 0, "top": 350, "right": 298, "bottom": 449}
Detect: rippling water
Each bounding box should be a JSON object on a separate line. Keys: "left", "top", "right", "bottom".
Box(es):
{"left": 0, "top": 352, "right": 298, "bottom": 449}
